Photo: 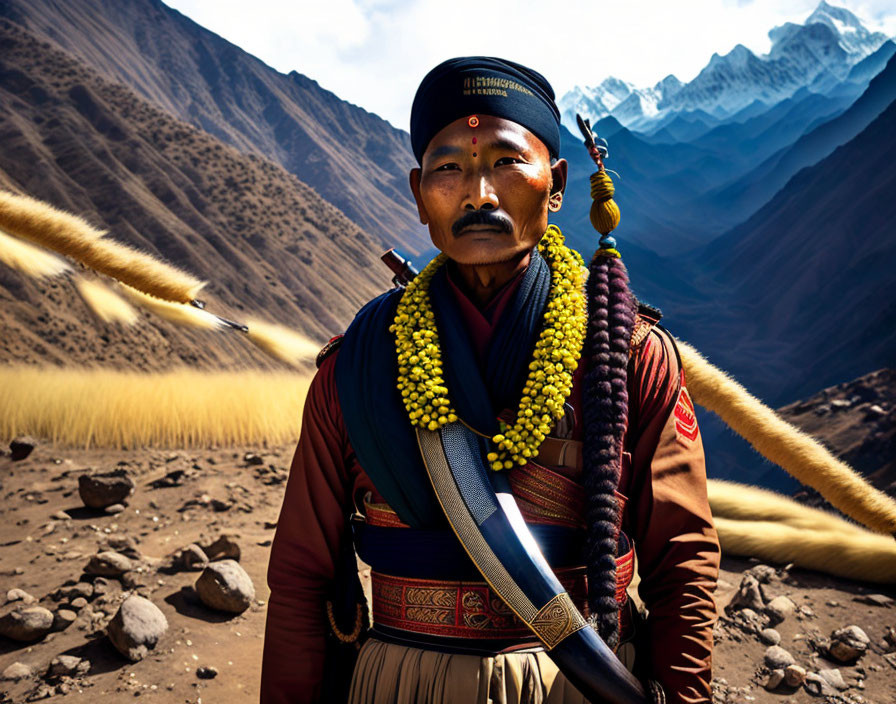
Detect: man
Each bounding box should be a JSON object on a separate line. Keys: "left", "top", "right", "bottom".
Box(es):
{"left": 261, "top": 57, "right": 719, "bottom": 704}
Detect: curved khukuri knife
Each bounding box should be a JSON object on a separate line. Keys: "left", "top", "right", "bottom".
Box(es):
{"left": 416, "top": 422, "right": 650, "bottom": 704}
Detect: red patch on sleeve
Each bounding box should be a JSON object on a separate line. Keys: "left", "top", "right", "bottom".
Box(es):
{"left": 674, "top": 386, "right": 699, "bottom": 444}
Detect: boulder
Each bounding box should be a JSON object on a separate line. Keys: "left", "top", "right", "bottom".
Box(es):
{"left": 202, "top": 534, "right": 241, "bottom": 562}
{"left": 51, "top": 609, "right": 77, "bottom": 632}
{"left": 5, "top": 588, "right": 36, "bottom": 605}
{"left": 759, "top": 628, "right": 781, "bottom": 645}
{"left": 728, "top": 574, "right": 765, "bottom": 612}
{"left": 817, "top": 668, "right": 847, "bottom": 691}
{"left": 1, "top": 661, "right": 32, "bottom": 680}
{"left": 804, "top": 672, "right": 837, "bottom": 698}
{"left": 764, "top": 645, "right": 795, "bottom": 670}
{"left": 167, "top": 544, "right": 208, "bottom": 572}
{"left": 828, "top": 625, "right": 870, "bottom": 662}
{"left": 48, "top": 655, "right": 89, "bottom": 677}
{"left": 764, "top": 669, "right": 784, "bottom": 690}
{"left": 106, "top": 595, "right": 168, "bottom": 662}
{"left": 195, "top": 560, "right": 255, "bottom": 613}
{"left": 764, "top": 595, "right": 796, "bottom": 624}
{"left": 0, "top": 606, "right": 54, "bottom": 642}
{"left": 196, "top": 665, "right": 218, "bottom": 679}
{"left": 784, "top": 664, "right": 806, "bottom": 687}
{"left": 85, "top": 551, "right": 133, "bottom": 577}
{"left": 10, "top": 436, "right": 37, "bottom": 461}
{"left": 78, "top": 469, "right": 135, "bottom": 509}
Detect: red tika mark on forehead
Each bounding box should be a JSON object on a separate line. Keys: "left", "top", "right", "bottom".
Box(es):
{"left": 472, "top": 137, "right": 477, "bottom": 144}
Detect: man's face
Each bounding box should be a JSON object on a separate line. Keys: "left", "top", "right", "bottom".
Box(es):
{"left": 409, "top": 115, "right": 567, "bottom": 266}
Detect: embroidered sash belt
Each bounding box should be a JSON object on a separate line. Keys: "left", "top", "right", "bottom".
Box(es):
{"left": 370, "top": 546, "right": 635, "bottom": 647}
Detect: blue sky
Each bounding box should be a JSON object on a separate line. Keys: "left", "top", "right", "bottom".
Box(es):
{"left": 162, "top": 0, "right": 895, "bottom": 130}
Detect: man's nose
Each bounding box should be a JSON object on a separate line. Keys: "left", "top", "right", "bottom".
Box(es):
{"left": 463, "top": 172, "right": 499, "bottom": 211}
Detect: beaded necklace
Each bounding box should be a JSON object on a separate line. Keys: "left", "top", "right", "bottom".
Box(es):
{"left": 390, "top": 225, "right": 587, "bottom": 471}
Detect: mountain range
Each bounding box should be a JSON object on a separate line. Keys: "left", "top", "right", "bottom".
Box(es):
{"left": 559, "top": 1, "right": 890, "bottom": 131}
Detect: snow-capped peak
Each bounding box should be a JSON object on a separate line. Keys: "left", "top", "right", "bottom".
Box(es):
{"left": 558, "top": 1, "right": 890, "bottom": 132}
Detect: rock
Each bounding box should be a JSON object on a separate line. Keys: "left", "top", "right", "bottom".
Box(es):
{"left": 732, "top": 607, "right": 764, "bottom": 632}
{"left": 51, "top": 609, "right": 77, "bottom": 632}
{"left": 759, "top": 628, "right": 781, "bottom": 645}
{"left": 51, "top": 510, "right": 71, "bottom": 521}
{"left": 195, "top": 560, "right": 255, "bottom": 613}
{"left": 29, "top": 684, "right": 55, "bottom": 700}
{"left": 764, "top": 645, "right": 795, "bottom": 669}
{"left": 91, "top": 577, "right": 119, "bottom": 598}
{"left": 1, "top": 661, "right": 32, "bottom": 680}
{"left": 196, "top": 665, "right": 218, "bottom": 679}
{"left": 106, "top": 595, "right": 168, "bottom": 662}
{"left": 817, "top": 668, "right": 847, "bottom": 691}
{"left": 865, "top": 404, "right": 886, "bottom": 417}
{"left": 48, "top": 655, "right": 89, "bottom": 677}
{"left": 55, "top": 582, "right": 94, "bottom": 601}
{"left": 243, "top": 452, "right": 264, "bottom": 466}
{"left": 765, "top": 596, "right": 796, "bottom": 624}
{"left": 99, "top": 534, "right": 141, "bottom": 559}
{"left": 829, "top": 625, "right": 870, "bottom": 662}
{"left": 745, "top": 564, "right": 776, "bottom": 584}
{"left": 814, "top": 404, "right": 831, "bottom": 416}
{"left": 202, "top": 534, "right": 241, "bottom": 562}
{"left": 0, "top": 606, "right": 54, "bottom": 642}
{"left": 85, "top": 551, "right": 133, "bottom": 577}
{"left": 10, "top": 436, "right": 37, "bottom": 461}
{"left": 858, "top": 593, "right": 893, "bottom": 607}
{"left": 784, "top": 664, "right": 806, "bottom": 687}
{"left": 69, "top": 597, "right": 88, "bottom": 610}
{"left": 121, "top": 571, "right": 150, "bottom": 591}
{"left": 764, "top": 669, "right": 784, "bottom": 690}
{"left": 150, "top": 469, "right": 186, "bottom": 488}
{"left": 78, "top": 469, "right": 135, "bottom": 509}
{"left": 728, "top": 574, "right": 765, "bottom": 612}
{"left": 171, "top": 544, "right": 208, "bottom": 572}
{"left": 6, "top": 588, "right": 36, "bottom": 605}
{"left": 104, "top": 503, "right": 125, "bottom": 515}
{"left": 830, "top": 399, "right": 851, "bottom": 409}
{"left": 804, "top": 672, "right": 837, "bottom": 697}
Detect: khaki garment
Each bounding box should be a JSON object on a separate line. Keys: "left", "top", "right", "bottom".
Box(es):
{"left": 348, "top": 638, "right": 638, "bottom": 704}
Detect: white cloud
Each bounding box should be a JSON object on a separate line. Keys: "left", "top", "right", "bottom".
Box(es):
{"left": 163, "top": 0, "right": 895, "bottom": 129}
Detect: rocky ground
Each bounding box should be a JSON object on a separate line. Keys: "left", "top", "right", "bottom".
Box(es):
{"left": 0, "top": 438, "right": 894, "bottom": 703}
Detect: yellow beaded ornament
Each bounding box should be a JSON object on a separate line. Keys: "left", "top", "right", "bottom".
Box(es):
{"left": 390, "top": 225, "right": 587, "bottom": 471}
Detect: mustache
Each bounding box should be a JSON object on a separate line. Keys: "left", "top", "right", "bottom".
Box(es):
{"left": 451, "top": 209, "right": 513, "bottom": 238}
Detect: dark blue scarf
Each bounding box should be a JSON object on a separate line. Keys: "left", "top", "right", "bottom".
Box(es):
{"left": 335, "top": 249, "right": 551, "bottom": 528}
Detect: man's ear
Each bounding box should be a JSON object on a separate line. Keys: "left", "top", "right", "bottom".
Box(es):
{"left": 408, "top": 168, "right": 429, "bottom": 225}
{"left": 550, "top": 158, "right": 568, "bottom": 196}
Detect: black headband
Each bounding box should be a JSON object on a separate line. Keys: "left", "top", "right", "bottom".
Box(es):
{"left": 410, "top": 56, "right": 561, "bottom": 163}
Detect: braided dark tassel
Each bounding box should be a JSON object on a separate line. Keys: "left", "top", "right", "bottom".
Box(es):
{"left": 582, "top": 251, "right": 637, "bottom": 648}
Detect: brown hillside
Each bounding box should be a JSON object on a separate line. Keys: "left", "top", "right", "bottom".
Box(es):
{"left": 0, "top": 0, "right": 429, "bottom": 256}
{"left": 779, "top": 368, "right": 896, "bottom": 504}
{"left": 0, "top": 18, "right": 388, "bottom": 371}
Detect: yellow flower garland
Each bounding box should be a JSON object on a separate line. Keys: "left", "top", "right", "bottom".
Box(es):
{"left": 390, "top": 225, "right": 587, "bottom": 471}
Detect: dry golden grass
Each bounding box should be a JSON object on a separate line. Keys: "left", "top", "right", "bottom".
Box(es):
{"left": 119, "top": 283, "right": 223, "bottom": 330}
{"left": 0, "top": 227, "right": 70, "bottom": 279}
{"left": 245, "top": 318, "right": 321, "bottom": 368}
{"left": 679, "top": 339, "right": 896, "bottom": 535}
{"left": 713, "top": 517, "right": 896, "bottom": 584}
{"left": 0, "top": 189, "right": 205, "bottom": 302}
{"left": 0, "top": 366, "right": 310, "bottom": 448}
{"left": 75, "top": 277, "right": 138, "bottom": 326}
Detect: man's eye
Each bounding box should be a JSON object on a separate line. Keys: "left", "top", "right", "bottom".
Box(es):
{"left": 495, "top": 157, "right": 522, "bottom": 166}
{"left": 434, "top": 163, "right": 459, "bottom": 172}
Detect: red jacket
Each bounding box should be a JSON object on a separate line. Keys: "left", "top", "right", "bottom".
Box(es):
{"left": 261, "top": 276, "right": 720, "bottom": 704}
